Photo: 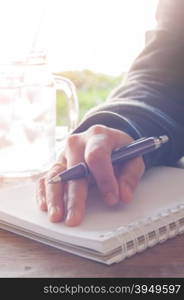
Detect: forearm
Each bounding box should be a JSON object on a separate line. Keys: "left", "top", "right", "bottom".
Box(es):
{"left": 73, "top": 0, "right": 184, "bottom": 168}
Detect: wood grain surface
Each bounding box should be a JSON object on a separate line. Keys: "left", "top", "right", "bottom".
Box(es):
{"left": 0, "top": 229, "right": 184, "bottom": 278}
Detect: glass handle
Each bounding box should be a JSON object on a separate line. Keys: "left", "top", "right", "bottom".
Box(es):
{"left": 54, "top": 75, "right": 79, "bottom": 132}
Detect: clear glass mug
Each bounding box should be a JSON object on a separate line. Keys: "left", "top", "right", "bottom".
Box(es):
{"left": 0, "top": 52, "right": 79, "bottom": 180}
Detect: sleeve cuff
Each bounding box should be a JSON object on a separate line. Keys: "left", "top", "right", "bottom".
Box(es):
{"left": 72, "top": 111, "right": 142, "bottom": 139}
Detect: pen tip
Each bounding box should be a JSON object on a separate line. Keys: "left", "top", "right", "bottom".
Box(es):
{"left": 47, "top": 175, "right": 60, "bottom": 184}
{"left": 47, "top": 179, "right": 53, "bottom": 184}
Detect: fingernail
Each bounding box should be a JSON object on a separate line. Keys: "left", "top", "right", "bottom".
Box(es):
{"left": 105, "top": 193, "right": 118, "bottom": 206}
{"left": 49, "top": 206, "right": 62, "bottom": 222}
{"left": 39, "top": 196, "right": 47, "bottom": 211}
{"left": 65, "top": 210, "right": 80, "bottom": 227}
{"left": 65, "top": 209, "right": 75, "bottom": 222}
{"left": 49, "top": 206, "right": 56, "bottom": 216}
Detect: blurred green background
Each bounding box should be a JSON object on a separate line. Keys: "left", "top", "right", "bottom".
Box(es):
{"left": 55, "top": 70, "right": 124, "bottom": 126}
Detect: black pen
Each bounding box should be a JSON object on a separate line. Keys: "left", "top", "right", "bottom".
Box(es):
{"left": 48, "top": 135, "right": 169, "bottom": 184}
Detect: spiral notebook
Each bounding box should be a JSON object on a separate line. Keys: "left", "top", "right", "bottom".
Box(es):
{"left": 0, "top": 166, "right": 184, "bottom": 265}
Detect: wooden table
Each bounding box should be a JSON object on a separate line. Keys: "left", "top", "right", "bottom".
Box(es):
{"left": 1, "top": 159, "right": 184, "bottom": 279}
{"left": 0, "top": 228, "right": 184, "bottom": 278}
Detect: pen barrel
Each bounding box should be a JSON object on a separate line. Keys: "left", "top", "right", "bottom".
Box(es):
{"left": 111, "top": 137, "right": 156, "bottom": 164}
{"left": 60, "top": 162, "right": 89, "bottom": 181}
{"left": 56, "top": 136, "right": 164, "bottom": 182}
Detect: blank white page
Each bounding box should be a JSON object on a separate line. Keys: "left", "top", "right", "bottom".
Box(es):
{"left": 0, "top": 166, "right": 184, "bottom": 251}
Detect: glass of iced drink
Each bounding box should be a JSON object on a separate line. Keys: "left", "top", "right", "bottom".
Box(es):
{"left": 0, "top": 52, "right": 79, "bottom": 180}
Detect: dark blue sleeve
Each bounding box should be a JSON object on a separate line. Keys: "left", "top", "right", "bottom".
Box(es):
{"left": 73, "top": 0, "right": 184, "bottom": 169}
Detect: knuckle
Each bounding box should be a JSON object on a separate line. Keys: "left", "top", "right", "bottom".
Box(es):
{"left": 66, "top": 134, "right": 80, "bottom": 149}
{"left": 87, "top": 124, "right": 107, "bottom": 135}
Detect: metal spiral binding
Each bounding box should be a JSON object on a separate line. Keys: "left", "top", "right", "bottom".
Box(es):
{"left": 108, "top": 203, "right": 184, "bottom": 262}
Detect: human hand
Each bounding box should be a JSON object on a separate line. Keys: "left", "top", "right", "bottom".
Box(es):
{"left": 36, "top": 125, "right": 145, "bottom": 226}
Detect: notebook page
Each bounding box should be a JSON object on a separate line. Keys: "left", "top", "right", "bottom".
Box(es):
{"left": 0, "top": 166, "right": 184, "bottom": 252}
